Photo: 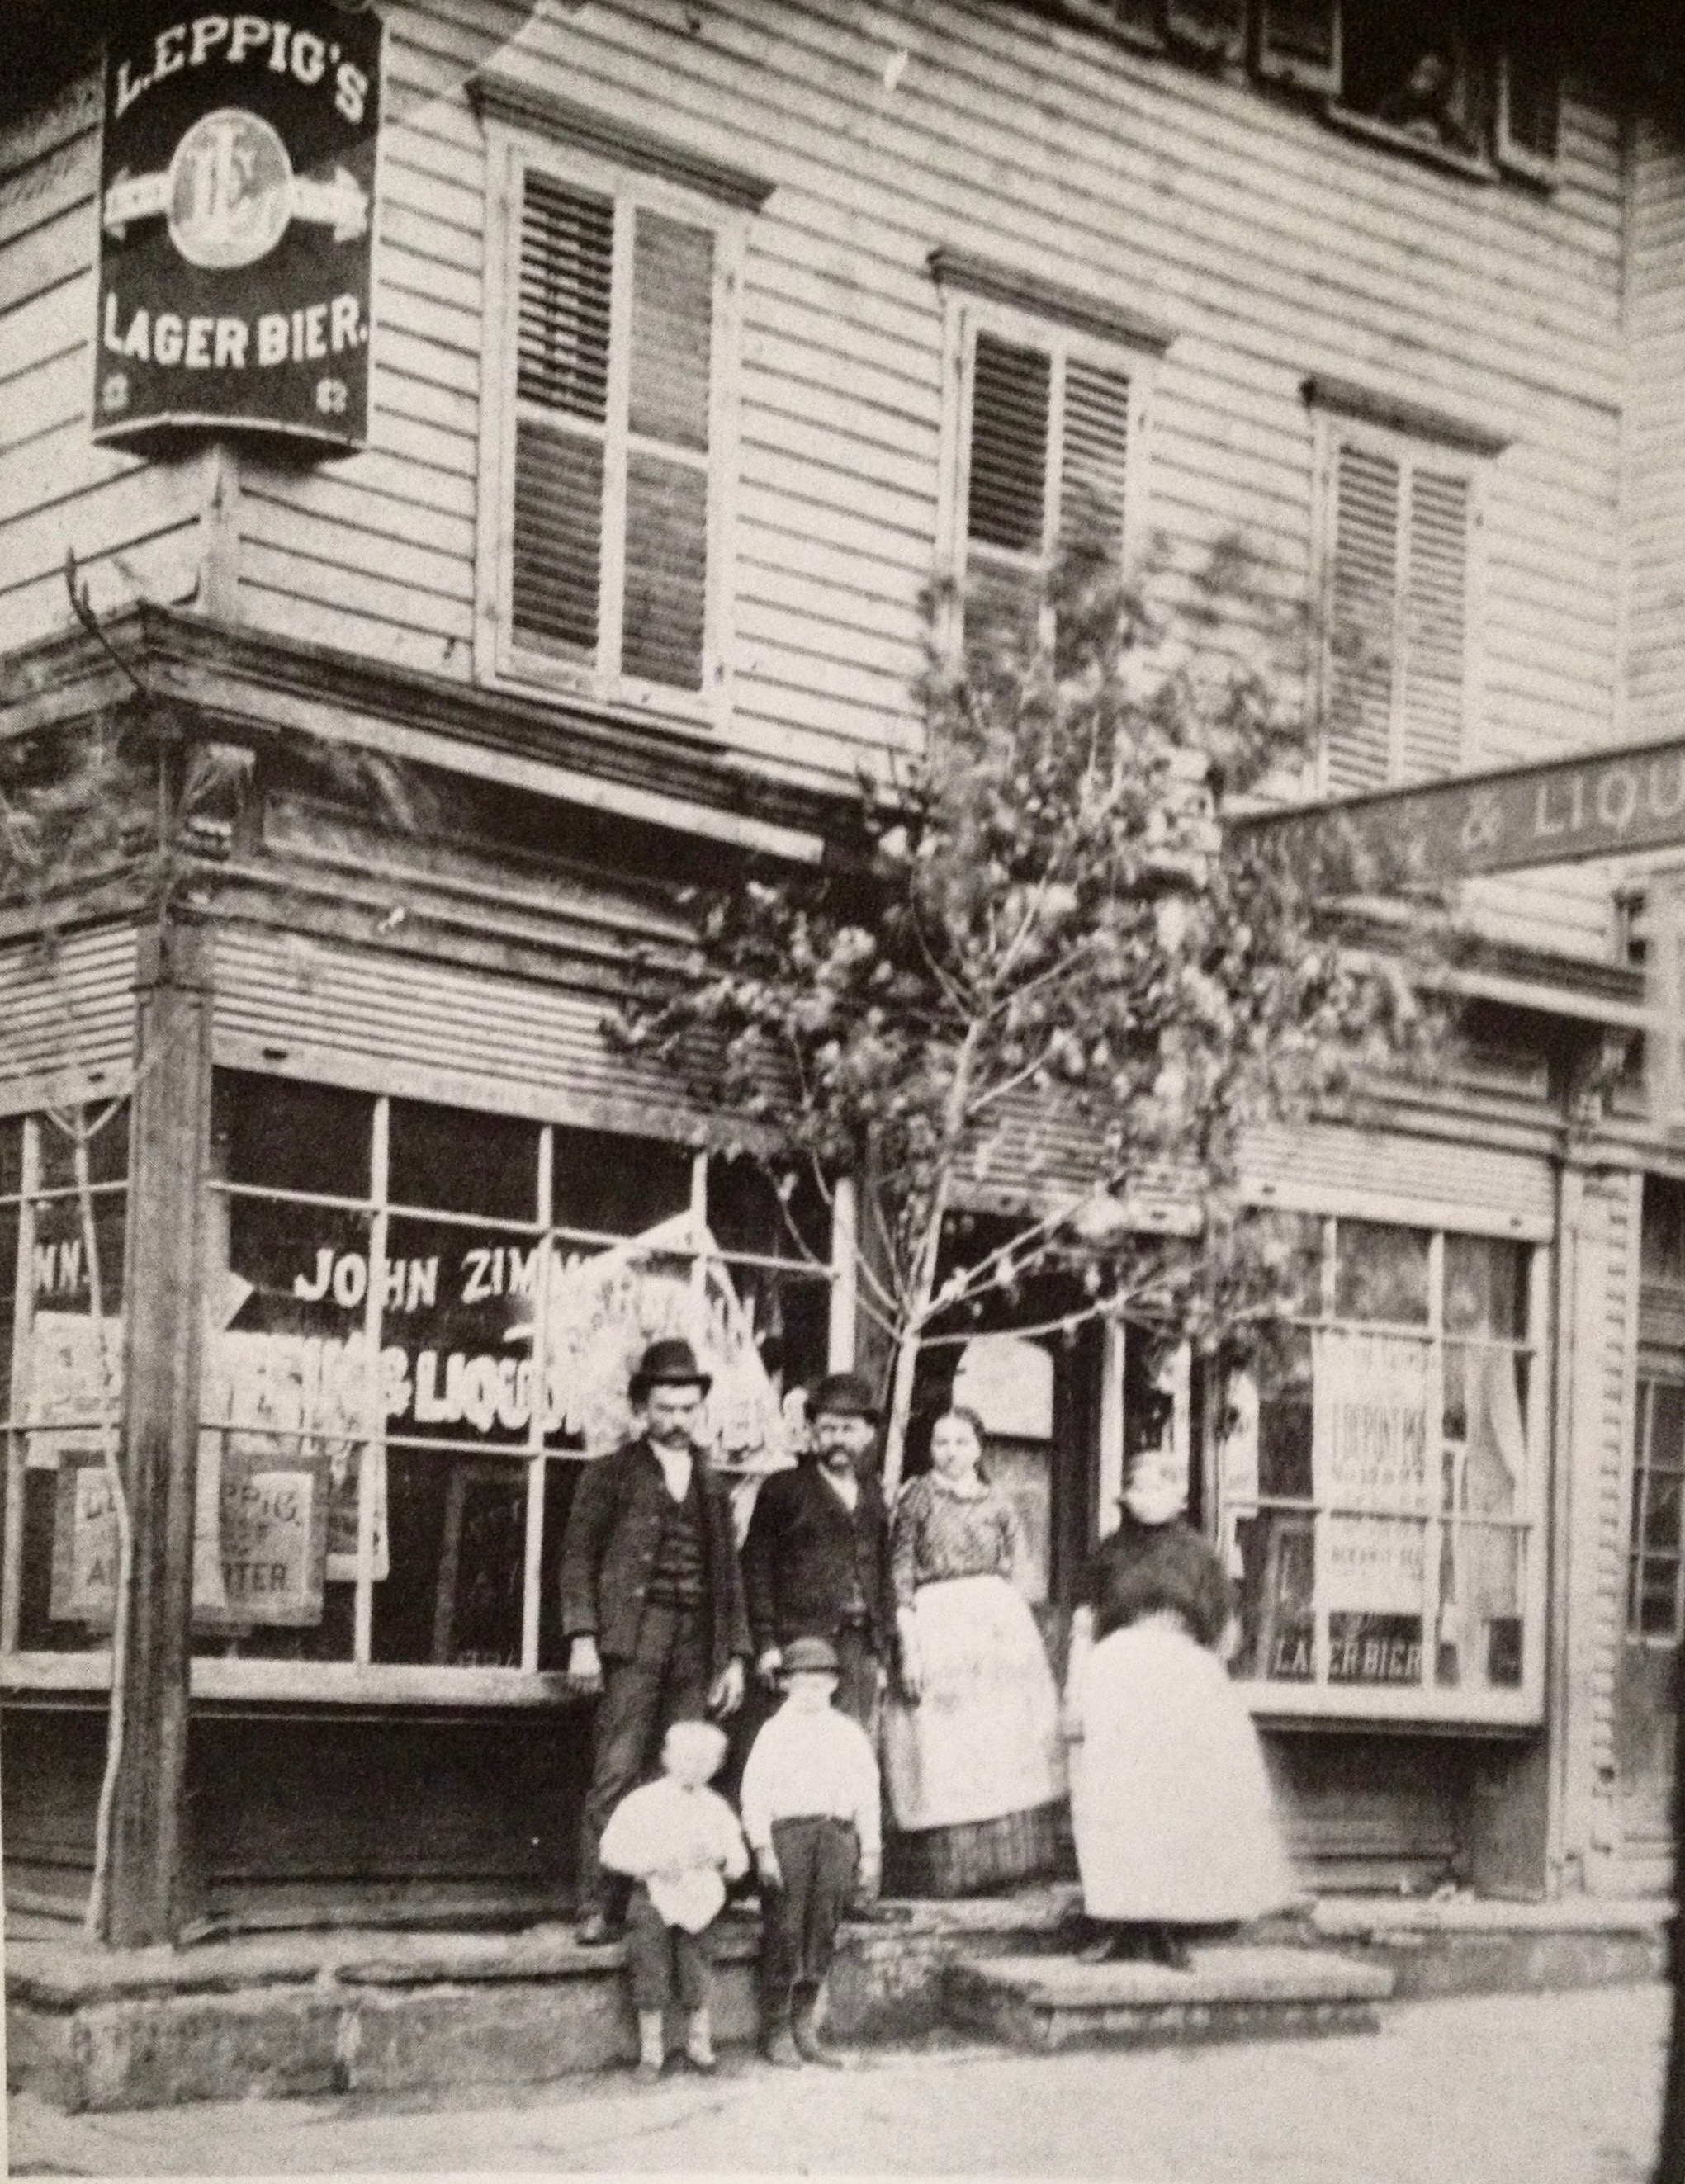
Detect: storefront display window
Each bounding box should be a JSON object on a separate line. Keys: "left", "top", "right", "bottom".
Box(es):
{"left": 184, "top": 1074, "right": 834, "bottom": 1694}
{"left": 0, "top": 1105, "right": 130, "bottom": 1658}
{"left": 1219, "top": 1214, "right": 1545, "bottom": 1720}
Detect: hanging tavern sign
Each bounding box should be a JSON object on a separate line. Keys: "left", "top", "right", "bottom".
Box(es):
{"left": 1238, "top": 731, "right": 1685, "bottom": 885}
{"left": 93, "top": 2, "right": 382, "bottom": 450}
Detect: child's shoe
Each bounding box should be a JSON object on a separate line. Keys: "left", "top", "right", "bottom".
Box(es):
{"left": 792, "top": 1989, "right": 842, "bottom": 2068}
{"left": 636, "top": 2010, "right": 665, "bottom": 2082}
{"left": 761, "top": 2022, "right": 802, "bottom": 2067}
{"left": 683, "top": 2006, "right": 717, "bottom": 2073}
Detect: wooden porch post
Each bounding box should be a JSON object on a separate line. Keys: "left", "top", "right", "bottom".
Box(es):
{"left": 104, "top": 920, "right": 211, "bottom": 1946}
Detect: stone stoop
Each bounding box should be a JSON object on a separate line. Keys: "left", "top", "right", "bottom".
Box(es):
{"left": 1262, "top": 1896, "right": 1672, "bottom": 2001}
{"left": 943, "top": 1945, "right": 1395, "bottom": 2054}
{"left": 4, "top": 1893, "right": 1081, "bottom": 2114}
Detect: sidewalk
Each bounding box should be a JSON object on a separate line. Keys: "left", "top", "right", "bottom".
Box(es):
{"left": 7, "top": 1983, "right": 1668, "bottom": 2182}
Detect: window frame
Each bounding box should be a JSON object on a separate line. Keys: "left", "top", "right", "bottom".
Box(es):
{"left": 935, "top": 285, "right": 1157, "bottom": 645}
{"left": 476, "top": 124, "right": 745, "bottom": 726}
{"left": 0, "top": 1082, "right": 845, "bottom": 1708}
{"left": 1213, "top": 1203, "right": 1550, "bottom": 1727}
{"left": 1309, "top": 405, "right": 1489, "bottom": 799}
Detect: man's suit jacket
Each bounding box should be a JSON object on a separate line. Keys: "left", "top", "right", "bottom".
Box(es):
{"left": 558, "top": 1439, "right": 750, "bottom": 1676}
{"left": 740, "top": 1458, "right": 894, "bottom": 1662}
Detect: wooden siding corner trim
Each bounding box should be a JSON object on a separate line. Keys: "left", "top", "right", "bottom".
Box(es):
{"left": 1302, "top": 373, "right": 1511, "bottom": 457}
{"left": 467, "top": 73, "right": 775, "bottom": 210}
{"left": 927, "top": 245, "right": 1176, "bottom": 357}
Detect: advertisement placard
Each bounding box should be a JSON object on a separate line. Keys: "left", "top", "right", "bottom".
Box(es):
{"left": 93, "top": 1, "right": 381, "bottom": 448}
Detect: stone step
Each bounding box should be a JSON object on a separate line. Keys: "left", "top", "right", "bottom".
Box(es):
{"left": 943, "top": 1945, "right": 1396, "bottom": 2053}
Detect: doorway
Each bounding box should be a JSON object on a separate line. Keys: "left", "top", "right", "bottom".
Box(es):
{"left": 1614, "top": 1179, "right": 1685, "bottom": 1889}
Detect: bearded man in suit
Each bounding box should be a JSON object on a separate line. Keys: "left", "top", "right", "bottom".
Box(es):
{"left": 741, "top": 1371, "right": 893, "bottom": 1733}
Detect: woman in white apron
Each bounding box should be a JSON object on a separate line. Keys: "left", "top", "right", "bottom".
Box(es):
{"left": 1063, "top": 1444, "right": 1294, "bottom": 1964}
{"left": 883, "top": 1407, "right": 1065, "bottom": 1891}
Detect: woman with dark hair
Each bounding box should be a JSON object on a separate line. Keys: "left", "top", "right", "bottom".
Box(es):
{"left": 1063, "top": 1442, "right": 1295, "bottom": 1965}
{"left": 882, "top": 1406, "right": 1066, "bottom": 1892}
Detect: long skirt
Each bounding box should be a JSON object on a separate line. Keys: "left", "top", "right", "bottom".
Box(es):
{"left": 1070, "top": 1614, "right": 1295, "bottom": 1924}
{"left": 883, "top": 1572, "right": 1066, "bottom": 1832}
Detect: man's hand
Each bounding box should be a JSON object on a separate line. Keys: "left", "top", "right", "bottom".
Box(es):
{"left": 708, "top": 1657, "right": 745, "bottom": 1718}
{"left": 565, "top": 1635, "right": 603, "bottom": 1697}
{"left": 856, "top": 1855, "right": 882, "bottom": 1905}
{"left": 897, "top": 1638, "right": 922, "bottom": 1704}
{"left": 1059, "top": 1695, "right": 1086, "bottom": 1742}
{"left": 755, "top": 1645, "right": 783, "bottom": 1690}
{"left": 755, "top": 1845, "right": 782, "bottom": 1892}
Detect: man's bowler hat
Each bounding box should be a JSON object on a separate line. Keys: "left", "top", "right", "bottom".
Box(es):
{"left": 782, "top": 1635, "right": 840, "bottom": 1676}
{"left": 809, "top": 1371, "right": 879, "bottom": 1421}
{"left": 629, "top": 1338, "right": 712, "bottom": 1402}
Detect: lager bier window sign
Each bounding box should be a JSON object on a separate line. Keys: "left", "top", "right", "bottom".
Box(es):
{"left": 94, "top": 2, "right": 382, "bottom": 449}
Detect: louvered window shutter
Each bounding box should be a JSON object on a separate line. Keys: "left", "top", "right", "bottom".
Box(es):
{"left": 1326, "top": 442, "right": 1400, "bottom": 795}
{"left": 1059, "top": 360, "right": 1131, "bottom": 554}
{"left": 1399, "top": 466, "right": 1470, "bottom": 782}
{"left": 1256, "top": 0, "right": 1339, "bottom": 92}
{"left": 963, "top": 333, "right": 1051, "bottom": 653}
{"left": 1498, "top": 45, "right": 1560, "bottom": 175}
{"left": 512, "top": 174, "right": 613, "bottom": 661}
{"left": 968, "top": 334, "right": 1050, "bottom": 554}
{"left": 622, "top": 210, "right": 713, "bottom": 690}
{"left": 1164, "top": 0, "right": 1245, "bottom": 60}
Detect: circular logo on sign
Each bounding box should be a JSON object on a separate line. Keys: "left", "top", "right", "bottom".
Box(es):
{"left": 166, "top": 109, "right": 293, "bottom": 270}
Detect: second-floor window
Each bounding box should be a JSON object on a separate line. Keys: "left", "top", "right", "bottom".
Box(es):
{"left": 1318, "top": 418, "right": 1482, "bottom": 796}
{"left": 481, "top": 145, "right": 741, "bottom": 710}
{"left": 949, "top": 307, "right": 1150, "bottom": 645}
{"left": 1068, "top": 0, "right": 1560, "bottom": 182}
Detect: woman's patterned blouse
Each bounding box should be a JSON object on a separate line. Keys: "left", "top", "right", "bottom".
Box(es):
{"left": 890, "top": 1471, "right": 1020, "bottom": 1608}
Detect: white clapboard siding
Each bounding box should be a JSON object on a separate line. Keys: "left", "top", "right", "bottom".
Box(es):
{"left": 1241, "top": 1118, "right": 1555, "bottom": 1230}
{"left": 0, "top": 5, "right": 1635, "bottom": 966}
{"left": 0, "top": 87, "right": 206, "bottom": 651}
{"left": 211, "top": 924, "right": 704, "bottom": 1139}
{"left": 1625, "top": 123, "right": 1685, "bottom": 740}
{"left": 0, "top": 924, "right": 139, "bottom": 1104}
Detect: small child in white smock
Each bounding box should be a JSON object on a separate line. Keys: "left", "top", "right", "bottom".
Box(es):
{"left": 597, "top": 1718, "right": 748, "bottom": 2080}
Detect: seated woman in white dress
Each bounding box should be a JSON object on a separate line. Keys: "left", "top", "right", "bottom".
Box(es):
{"left": 883, "top": 1407, "right": 1066, "bottom": 1893}
{"left": 1063, "top": 1444, "right": 1295, "bottom": 1966}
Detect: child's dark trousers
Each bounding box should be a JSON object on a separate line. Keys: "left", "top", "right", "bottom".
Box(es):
{"left": 624, "top": 1884, "right": 710, "bottom": 2012}
{"left": 760, "top": 1815, "right": 858, "bottom": 2026}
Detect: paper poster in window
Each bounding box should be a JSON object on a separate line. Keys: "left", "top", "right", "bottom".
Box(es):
{"left": 24, "top": 1309, "right": 123, "bottom": 1467}
{"left": 543, "top": 1215, "right": 795, "bottom": 1471}
{"left": 49, "top": 1451, "right": 121, "bottom": 1623}
{"left": 1313, "top": 1328, "right": 1430, "bottom": 1616}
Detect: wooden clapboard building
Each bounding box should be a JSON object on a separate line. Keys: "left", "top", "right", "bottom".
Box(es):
{"left": 2, "top": 0, "right": 1685, "bottom": 1932}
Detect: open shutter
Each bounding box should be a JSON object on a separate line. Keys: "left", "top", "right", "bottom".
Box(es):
{"left": 1059, "top": 359, "right": 1131, "bottom": 555}
{"left": 963, "top": 332, "right": 1051, "bottom": 652}
{"left": 1326, "top": 441, "right": 1399, "bottom": 795}
{"left": 622, "top": 210, "right": 712, "bottom": 690}
{"left": 967, "top": 333, "right": 1050, "bottom": 554}
{"left": 1399, "top": 466, "right": 1470, "bottom": 782}
{"left": 1256, "top": 0, "right": 1339, "bottom": 94}
{"left": 1165, "top": 0, "right": 1245, "bottom": 61}
{"left": 1497, "top": 44, "right": 1560, "bottom": 181}
{"left": 511, "top": 173, "right": 613, "bottom": 662}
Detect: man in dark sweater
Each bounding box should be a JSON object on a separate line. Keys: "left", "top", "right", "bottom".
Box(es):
{"left": 741, "top": 1372, "right": 893, "bottom": 1732}
{"left": 560, "top": 1340, "right": 750, "bottom": 1945}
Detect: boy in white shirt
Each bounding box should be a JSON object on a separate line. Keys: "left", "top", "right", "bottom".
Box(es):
{"left": 740, "top": 1634, "right": 882, "bottom": 2067}
{"left": 597, "top": 1718, "right": 748, "bottom": 2081}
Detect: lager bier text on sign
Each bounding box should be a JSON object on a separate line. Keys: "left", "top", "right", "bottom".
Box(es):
{"left": 95, "top": 3, "right": 381, "bottom": 449}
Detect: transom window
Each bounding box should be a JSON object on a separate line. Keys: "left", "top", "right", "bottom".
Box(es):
{"left": 1218, "top": 1214, "right": 1546, "bottom": 1719}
